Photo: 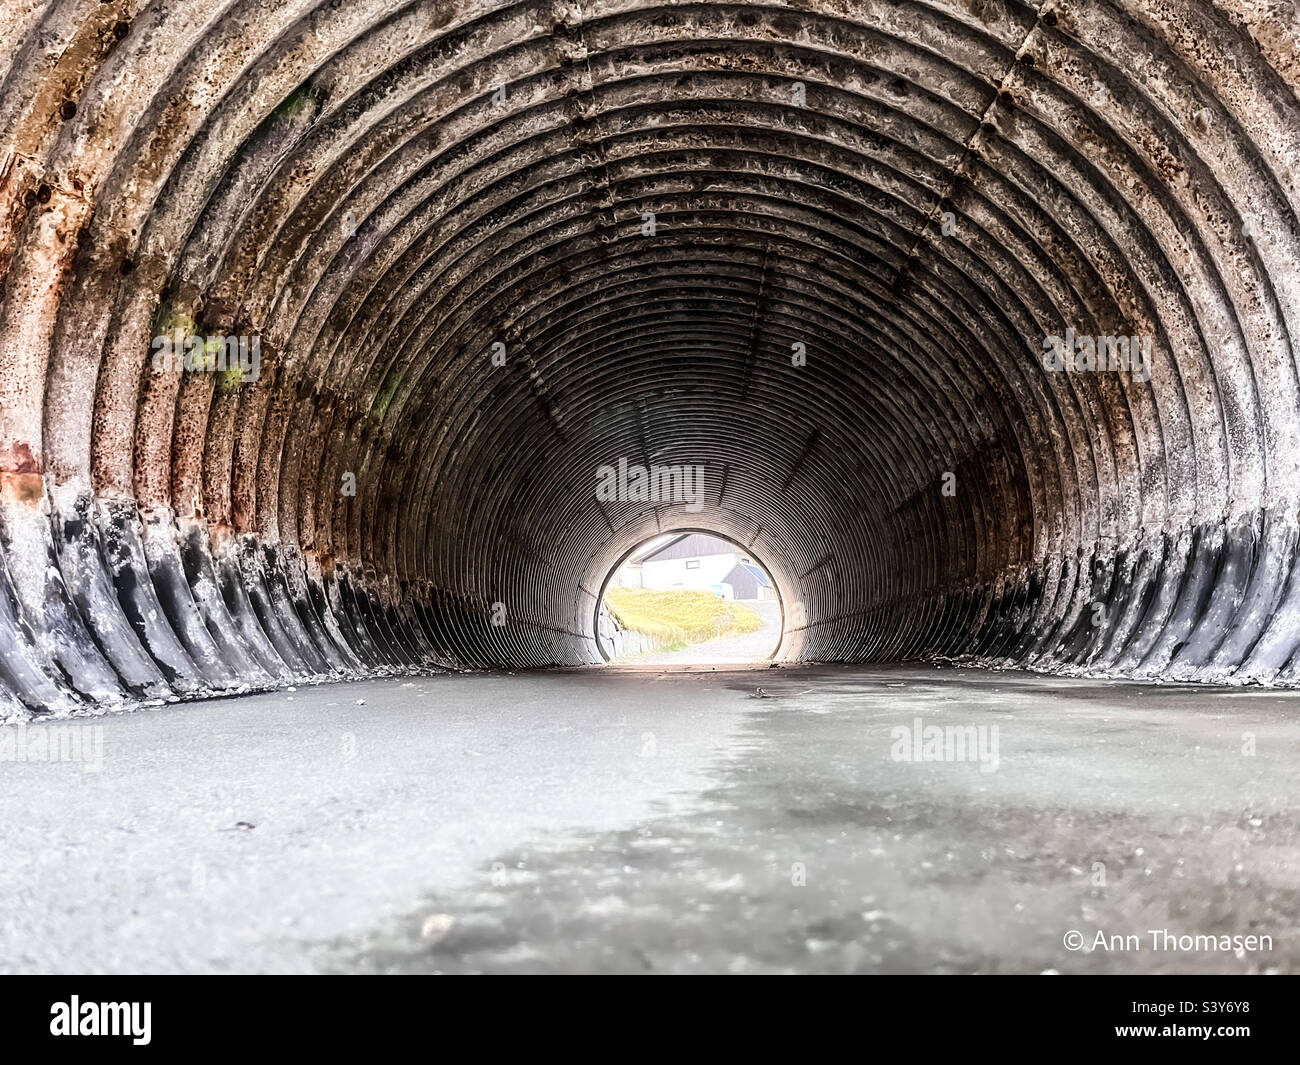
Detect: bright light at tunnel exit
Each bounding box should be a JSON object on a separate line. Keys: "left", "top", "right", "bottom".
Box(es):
{"left": 596, "top": 532, "right": 783, "bottom": 666}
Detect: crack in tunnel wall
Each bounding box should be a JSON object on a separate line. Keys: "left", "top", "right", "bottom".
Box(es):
{"left": 1, "top": 0, "right": 1299, "bottom": 714}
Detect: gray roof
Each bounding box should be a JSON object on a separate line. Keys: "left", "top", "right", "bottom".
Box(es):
{"left": 636, "top": 533, "right": 737, "bottom": 563}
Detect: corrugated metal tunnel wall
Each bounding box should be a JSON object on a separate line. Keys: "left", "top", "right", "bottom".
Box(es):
{"left": 1, "top": 0, "right": 1299, "bottom": 715}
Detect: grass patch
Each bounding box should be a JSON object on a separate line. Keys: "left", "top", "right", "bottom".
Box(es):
{"left": 605, "top": 587, "right": 764, "bottom": 646}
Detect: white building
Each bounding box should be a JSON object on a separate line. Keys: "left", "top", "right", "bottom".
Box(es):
{"left": 630, "top": 533, "right": 774, "bottom": 600}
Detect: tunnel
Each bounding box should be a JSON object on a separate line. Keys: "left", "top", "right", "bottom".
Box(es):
{"left": 2, "top": 0, "right": 1300, "bottom": 718}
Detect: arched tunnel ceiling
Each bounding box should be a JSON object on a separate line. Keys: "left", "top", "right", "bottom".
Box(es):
{"left": 1, "top": 0, "right": 1300, "bottom": 713}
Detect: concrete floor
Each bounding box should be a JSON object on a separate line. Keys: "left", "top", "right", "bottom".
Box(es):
{"left": 1, "top": 664, "right": 1297, "bottom": 974}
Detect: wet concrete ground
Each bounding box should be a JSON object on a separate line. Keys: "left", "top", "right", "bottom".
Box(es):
{"left": 1, "top": 665, "right": 1297, "bottom": 974}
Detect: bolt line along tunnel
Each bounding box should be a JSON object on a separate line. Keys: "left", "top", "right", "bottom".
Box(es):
{"left": 2, "top": 0, "right": 1300, "bottom": 716}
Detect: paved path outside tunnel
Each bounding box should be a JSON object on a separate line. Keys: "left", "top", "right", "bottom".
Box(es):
{"left": 2, "top": 665, "right": 1299, "bottom": 974}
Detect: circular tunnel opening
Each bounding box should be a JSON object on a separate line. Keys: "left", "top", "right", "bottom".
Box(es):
{"left": 595, "top": 531, "right": 784, "bottom": 665}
